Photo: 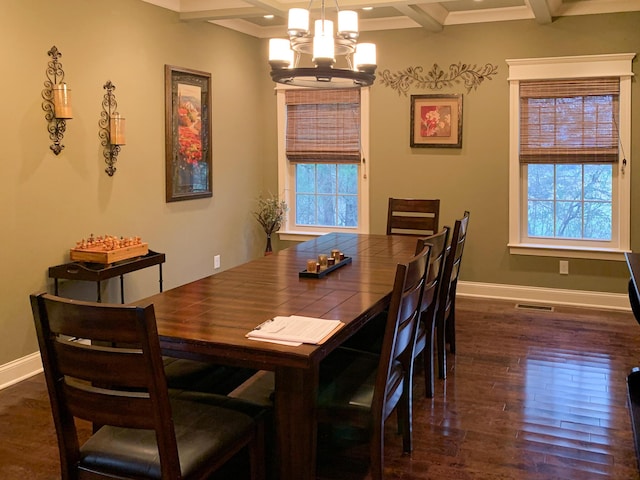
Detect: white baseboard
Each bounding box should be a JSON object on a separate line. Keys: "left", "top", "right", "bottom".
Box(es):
{"left": 0, "top": 352, "right": 43, "bottom": 391}
{"left": 457, "top": 281, "right": 631, "bottom": 311}
{"left": 0, "top": 282, "right": 631, "bottom": 391}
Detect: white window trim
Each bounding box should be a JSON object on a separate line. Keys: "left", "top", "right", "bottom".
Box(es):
{"left": 506, "top": 53, "right": 635, "bottom": 261}
{"left": 275, "top": 85, "right": 370, "bottom": 241}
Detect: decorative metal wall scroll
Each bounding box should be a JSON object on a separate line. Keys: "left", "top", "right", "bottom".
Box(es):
{"left": 99, "top": 81, "right": 126, "bottom": 176}
{"left": 42, "top": 46, "right": 72, "bottom": 154}
{"left": 380, "top": 62, "right": 499, "bottom": 96}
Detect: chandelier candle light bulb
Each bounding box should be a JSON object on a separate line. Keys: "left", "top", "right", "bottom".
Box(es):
{"left": 312, "top": 19, "right": 335, "bottom": 67}
{"left": 288, "top": 8, "right": 310, "bottom": 36}
{"left": 337, "top": 10, "right": 358, "bottom": 37}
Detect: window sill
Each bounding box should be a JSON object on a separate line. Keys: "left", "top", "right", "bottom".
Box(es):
{"left": 508, "top": 243, "right": 629, "bottom": 261}
{"left": 277, "top": 230, "right": 327, "bottom": 242}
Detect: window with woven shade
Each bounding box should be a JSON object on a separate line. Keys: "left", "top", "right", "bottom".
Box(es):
{"left": 276, "top": 87, "right": 370, "bottom": 238}
{"left": 507, "top": 54, "right": 633, "bottom": 260}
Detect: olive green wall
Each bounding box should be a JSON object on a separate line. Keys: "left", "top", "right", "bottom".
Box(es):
{"left": 2, "top": 2, "right": 638, "bottom": 370}
{"left": 0, "top": 0, "right": 269, "bottom": 366}
{"left": 275, "top": 12, "right": 639, "bottom": 295}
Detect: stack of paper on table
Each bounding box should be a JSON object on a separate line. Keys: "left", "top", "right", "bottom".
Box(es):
{"left": 247, "top": 315, "right": 344, "bottom": 346}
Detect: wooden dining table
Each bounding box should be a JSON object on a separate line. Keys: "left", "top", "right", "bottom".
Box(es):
{"left": 141, "top": 233, "right": 419, "bottom": 480}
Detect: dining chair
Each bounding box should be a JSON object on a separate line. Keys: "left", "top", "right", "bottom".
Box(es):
{"left": 30, "top": 292, "right": 266, "bottom": 480}
{"left": 628, "top": 279, "right": 640, "bottom": 325}
{"left": 435, "top": 210, "right": 470, "bottom": 379}
{"left": 386, "top": 197, "right": 440, "bottom": 236}
{"left": 413, "top": 228, "right": 450, "bottom": 398}
{"left": 316, "top": 243, "right": 431, "bottom": 480}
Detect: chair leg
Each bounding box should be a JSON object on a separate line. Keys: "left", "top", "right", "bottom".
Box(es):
{"left": 423, "top": 319, "right": 435, "bottom": 398}
{"left": 437, "top": 310, "right": 447, "bottom": 379}
{"left": 248, "top": 422, "right": 266, "bottom": 480}
{"left": 370, "top": 422, "right": 385, "bottom": 480}
{"left": 448, "top": 304, "right": 456, "bottom": 354}
{"left": 396, "top": 378, "right": 413, "bottom": 454}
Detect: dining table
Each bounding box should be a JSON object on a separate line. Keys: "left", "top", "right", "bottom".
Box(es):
{"left": 141, "top": 233, "right": 419, "bottom": 480}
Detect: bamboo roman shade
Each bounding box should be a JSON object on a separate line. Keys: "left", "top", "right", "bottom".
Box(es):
{"left": 519, "top": 77, "right": 620, "bottom": 164}
{"left": 285, "top": 89, "right": 361, "bottom": 163}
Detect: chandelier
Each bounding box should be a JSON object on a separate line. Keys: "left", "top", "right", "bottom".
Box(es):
{"left": 268, "top": 1, "right": 377, "bottom": 88}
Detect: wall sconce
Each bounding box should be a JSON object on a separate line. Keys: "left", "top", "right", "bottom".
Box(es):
{"left": 42, "top": 46, "right": 73, "bottom": 155}
{"left": 98, "top": 80, "right": 126, "bottom": 176}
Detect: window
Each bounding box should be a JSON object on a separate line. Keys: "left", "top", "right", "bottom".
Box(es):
{"left": 507, "top": 54, "right": 634, "bottom": 260}
{"left": 276, "top": 87, "right": 370, "bottom": 240}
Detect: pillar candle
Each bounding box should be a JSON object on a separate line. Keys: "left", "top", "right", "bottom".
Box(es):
{"left": 110, "top": 114, "right": 126, "bottom": 145}
{"left": 53, "top": 83, "right": 73, "bottom": 119}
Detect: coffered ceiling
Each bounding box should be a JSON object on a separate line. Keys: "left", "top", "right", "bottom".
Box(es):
{"left": 142, "top": 0, "right": 640, "bottom": 37}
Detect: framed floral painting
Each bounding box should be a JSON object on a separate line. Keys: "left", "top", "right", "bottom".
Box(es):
{"left": 410, "top": 94, "right": 463, "bottom": 148}
{"left": 165, "top": 65, "right": 212, "bottom": 202}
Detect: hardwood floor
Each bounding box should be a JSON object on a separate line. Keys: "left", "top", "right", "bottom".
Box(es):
{"left": 2, "top": 297, "right": 640, "bottom": 479}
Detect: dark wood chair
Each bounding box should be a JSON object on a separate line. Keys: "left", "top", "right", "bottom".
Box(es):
{"left": 413, "top": 228, "right": 450, "bottom": 398}
{"left": 316, "top": 244, "right": 431, "bottom": 480}
{"left": 435, "top": 211, "right": 470, "bottom": 379}
{"left": 386, "top": 197, "right": 440, "bottom": 236}
{"left": 30, "top": 292, "right": 266, "bottom": 480}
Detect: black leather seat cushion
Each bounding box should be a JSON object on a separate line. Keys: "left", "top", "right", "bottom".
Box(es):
{"left": 80, "top": 397, "right": 256, "bottom": 479}
{"left": 163, "top": 357, "right": 257, "bottom": 395}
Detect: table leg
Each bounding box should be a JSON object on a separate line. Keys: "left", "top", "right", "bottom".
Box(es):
{"left": 120, "top": 274, "right": 125, "bottom": 304}
{"left": 274, "top": 365, "right": 318, "bottom": 480}
{"left": 96, "top": 281, "right": 101, "bottom": 303}
{"left": 159, "top": 264, "right": 163, "bottom": 292}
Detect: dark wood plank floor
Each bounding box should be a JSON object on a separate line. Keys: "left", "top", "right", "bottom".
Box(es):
{"left": 2, "top": 297, "right": 640, "bottom": 479}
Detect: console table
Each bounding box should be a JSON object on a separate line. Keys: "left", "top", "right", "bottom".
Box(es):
{"left": 49, "top": 250, "right": 165, "bottom": 303}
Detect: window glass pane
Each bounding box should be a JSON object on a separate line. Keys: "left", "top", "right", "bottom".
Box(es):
{"left": 338, "top": 195, "right": 358, "bottom": 227}
{"left": 584, "top": 164, "right": 612, "bottom": 201}
{"left": 338, "top": 164, "right": 358, "bottom": 194}
{"left": 296, "top": 164, "right": 316, "bottom": 194}
{"left": 528, "top": 200, "right": 554, "bottom": 236}
{"left": 584, "top": 202, "right": 612, "bottom": 240}
{"left": 528, "top": 164, "right": 554, "bottom": 200}
{"left": 317, "top": 164, "right": 336, "bottom": 194}
{"left": 556, "top": 164, "right": 582, "bottom": 201}
{"left": 296, "top": 194, "right": 316, "bottom": 225}
{"left": 556, "top": 201, "right": 582, "bottom": 238}
{"left": 317, "top": 195, "right": 336, "bottom": 226}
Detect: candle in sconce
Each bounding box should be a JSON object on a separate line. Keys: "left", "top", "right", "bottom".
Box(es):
{"left": 53, "top": 83, "right": 73, "bottom": 119}
{"left": 109, "top": 114, "right": 126, "bottom": 145}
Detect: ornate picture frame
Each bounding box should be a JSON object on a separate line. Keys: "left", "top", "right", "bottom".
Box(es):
{"left": 164, "top": 65, "right": 212, "bottom": 202}
{"left": 410, "top": 94, "right": 463, "bottom": 148}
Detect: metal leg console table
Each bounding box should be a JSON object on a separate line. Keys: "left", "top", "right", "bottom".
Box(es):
{"left": 48, "top": 250, "right": 165, "bottom": 303}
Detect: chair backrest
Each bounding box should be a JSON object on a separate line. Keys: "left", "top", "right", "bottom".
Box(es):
{"left": 386, "top": 198, "right": 440, "bottom": 236}
{"left": 29, "top": 293, "right": 182, "bottom": 478}
{"left": 438, "top": 211, "right": 470, "bottom": 317}
{"left": 415, "top": 227, "right": 450, "bottom": 322}
{"left": 373, "top": 244, "right": 430, "bottom": 421}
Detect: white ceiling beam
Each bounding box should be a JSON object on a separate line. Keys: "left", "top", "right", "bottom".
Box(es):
{"left": 393, "top": 3, "right": 443, "bottom": 32}
{"left": 179, "top": 7, "right": 268, "bottom": 21}
{"left": 527, "top": 0, "right": 552, "bottom": 24}
{"left": 242, "top": 0, "right": 288, "bottom": 17}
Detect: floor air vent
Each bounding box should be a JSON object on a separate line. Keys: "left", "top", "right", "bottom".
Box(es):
{"left": 515, "top": 303, "right": 554, "bottom": 312}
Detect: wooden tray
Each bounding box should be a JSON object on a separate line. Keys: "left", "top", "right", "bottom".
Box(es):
{"left": 70, "top": 243, "right": 149, "bottom": 264}
{"left": 299, "top": 256, "right": 352, "bottom": 279}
